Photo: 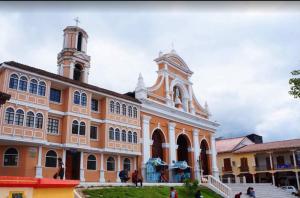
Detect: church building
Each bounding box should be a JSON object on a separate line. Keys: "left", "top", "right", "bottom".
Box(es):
{"left": 0, "top": 25, "right": 219, "bottom": 183}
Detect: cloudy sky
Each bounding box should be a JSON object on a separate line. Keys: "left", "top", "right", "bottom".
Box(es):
{"left": 1, "top": 2, "right": 300, "bottom": 142}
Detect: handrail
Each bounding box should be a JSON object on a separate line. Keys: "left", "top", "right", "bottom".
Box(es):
{"left": 202, "top": 175, "right": 232, "bottom": 198}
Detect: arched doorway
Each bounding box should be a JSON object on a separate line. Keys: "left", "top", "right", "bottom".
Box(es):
{"left": 73, "top": 64, "right": 83, "bottom": 81}
{"left": 177, "top": 134, "right": 190, "bottom": 165}
{"left": 200, "top": 140, "right": 209, "bottom": 175}
{"left": 152, "top": 129, "right": 165, "bottom": 161}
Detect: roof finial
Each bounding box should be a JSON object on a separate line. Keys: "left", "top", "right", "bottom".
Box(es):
{"left": 136, "top": 73, "right": 146, "bottom": 91}
{"left": 171, "top": 41, "right": 176, "bottom": 54}
{"left": 204, "top": 101, "right": 211, "bottom": 117}
{"left": 74, "top": 17, "right": 80, "bottom": 27}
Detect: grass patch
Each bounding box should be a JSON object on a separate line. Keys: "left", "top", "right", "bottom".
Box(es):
{"left": 83, "top": 186, "right": 222, "bottom": 198}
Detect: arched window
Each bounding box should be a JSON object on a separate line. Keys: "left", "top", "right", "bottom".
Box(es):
{"left": 133, "top": 132, "right": 138, "bottom": 144}
{"left": 123, "top": 158, "right": 131, "bottom": 171}
{"left": 128, "top": 131, "right": 132, "bottom": 143}
{"left": 115, "top": 128, "right": 120, "bottom": 141}
{"left": 9, "top": 74, "right": 18, "bottom": 89}
{"left": 5, "top": 107, "right": 14, "bottom": 124}
{"left": 122, "top": 104, "right": 126, "bottom": 116}
{"left": 122, "top": 130, "right": 126, "bottom": 142}
{"left": 79, "top": 122, "right": 86, "bottom": 135}
{"left": 4, "top": 148, "right": 18, "bottom": 166}
{"left": 29, "top": 79, "right": 38, "bottom": 94}
{"left": 109, "top": 127, "right": 114, "bottom": 140}
{"left": 45, "top": 150, "right": 57, "bottom": 167}
{"left": 72, "top": 120, "right": 79, "bottom": 134}
{"left": 18, "top": 76, "right": 28, "bottom": 91}
{"left": 15, "top": 109, "right": 24, "bottom": 126}
{"left": 26, "top": 111, "right": 35, "bottom": 127}
{"left": 128, "top": 106, "right": 132, "bottom": 117}
{"left": 77, "top": 32, "right": 83, "bottom": 51}
{"left": 73, "top": 64, "right": 82, "bottom": 81}
{"left": 38, "top": 81, "right": 46, "bottom": 96}
{"left": 133, "top": 107, "right": 137, "bottom": 118}
{"left": 35, "top": 113, "right": 43, "bottom": 129}
{"left": 87, "top": 155, "right": 96, "bottom": 170}
{"left": 107, "top": 157, "right": 115, "bottom": 171}
{"left": 110, "top": 101, "right": 115, "bottom": 113}
{"left": 74, "top": 91, "right": 80, "bottom": 104}
{"left": 116, "top": 102, "right": 120, "bottom": 114}
{"left": 81, "top": 93, "right": 87, "bottom": 106}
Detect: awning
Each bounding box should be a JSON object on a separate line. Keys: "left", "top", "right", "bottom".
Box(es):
{"left": 146, "top": 158, "right": 168, "bottom": 167}
{"left": 170, "top": 161, "right": 190, "bottom": 170}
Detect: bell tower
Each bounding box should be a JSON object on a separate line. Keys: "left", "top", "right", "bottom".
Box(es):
{"left": 57, "top": 25, "right": 91, "bottom": 83}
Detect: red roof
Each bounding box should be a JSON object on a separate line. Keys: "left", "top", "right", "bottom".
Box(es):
{"left": 0, "top": 176, "right": 79, "bottom": 188}
{"left": 234, "top": 139, "right": 300, "bottom": 153}
{"left": 216, "top": 137, "right": 245, "bottom": 153}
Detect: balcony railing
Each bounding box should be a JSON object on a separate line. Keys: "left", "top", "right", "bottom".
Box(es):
{"left": 255, "top": 166, "right": 271, "bottom": 171}
{"left": 274, "top": 164, "right": 294, "bottom": 170}
{"left": 239, "top": 166, "right": 249, "bottom": 172}
{"left": 222, "top": 167, "right": 233, "bottom": 173}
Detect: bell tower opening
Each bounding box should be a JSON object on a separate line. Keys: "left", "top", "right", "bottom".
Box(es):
{"left": 73, "top": 64, "right": 83, "bottom": 81}
{"left": 77, "top": 32, "right": 83, "bottom": 51}
{"left": 173, "top": 86, "right": 183, "bottom": 109}
{"left": 57, "top": 25, "right": 91, "bottom": 83}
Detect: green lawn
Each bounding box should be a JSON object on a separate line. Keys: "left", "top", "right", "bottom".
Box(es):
{"left": 83, "top": 186, "right": 222, "bottom": 198}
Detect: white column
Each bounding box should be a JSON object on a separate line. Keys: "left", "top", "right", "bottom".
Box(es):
{"left": 35, "top": 146, "right": 43, "bottom": 178}
{"left": 210, "top": 133, "right": 219, "bottom": 179}
{"left": 168, "top": 122, "right": 177, "bottom": 182}
{"left": 253, "top": 174, "right": 256, "bottom": 183}
{"left": 193, "top": 129, "right": 201, "bottom": 181}
{"left": 272, "top": 173, "right": 275, "bottom": 186}
{"left": 116, "top": 155, "right": 121, "bottom": 182}
{"left": 99, "top": 153, "right": 105, "bottom": 183}
{"left": 269, "top": 152, "right": 274, "bottom": 170}
{"left": 69, "top": 61, "right": 75, "bottom": 79}
{"left": 292, "top": 151, "right": 299, "bottom": 189}
{"left": 80, "top": 151, "right": 85, "bottom": 182}
{"left": 142, "top": 115, "right": 151, "bottom": 180}
{"left": 62, "top": 149, "right": 66, "bottom": 180}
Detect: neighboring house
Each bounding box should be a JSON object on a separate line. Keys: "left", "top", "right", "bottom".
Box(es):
{"left": 217, "top": 135, "right": 300, "bottom": 189}
{"left": 0, "top": 25, "right": 219, "bottom": 183}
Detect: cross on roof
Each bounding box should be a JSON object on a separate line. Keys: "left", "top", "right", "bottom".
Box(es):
{"left": 74, "top": 17, "right": 80, "bottom": 27}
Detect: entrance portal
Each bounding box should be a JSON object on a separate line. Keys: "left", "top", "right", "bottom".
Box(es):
{"left": 152, "top": 129, "right": 165, "bottom": 161}
{"left": 65, "top": 150, "right": 81, "bottom": 180}
{"left": 177, "top": 134, "right": 190, "bottom": 165}
{"left": 200, "top": 140, "right": 209, "bottom": 175}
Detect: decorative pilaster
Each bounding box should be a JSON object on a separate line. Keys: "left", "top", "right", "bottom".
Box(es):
{"left": 165, "top": 72, "right": 172, "bottom": 106}
{"left": 142, "top": 115, "right": 151, "bottom": 181}
{"left": 80, "top": 151, "right": 85, "bottom": 182}
{"left": 210, "top": 133, "right": 219, "bottom": 179}
{"left": 193, "top": 129, "right": 201, "bottom": 181}
{"left": 116, "top": 155, "right": 121, "bottom": 182}
{"left": 99, "top": 153, "right": 105, "bottom": 183}
{"left": 35, "top": 146, "right": 43, "bottom": 178}
{"left": 168, "top": 122, "right": 176, "bottom": 182}
{"left": 188, "top": 84, "right": 195, "bottom": 114}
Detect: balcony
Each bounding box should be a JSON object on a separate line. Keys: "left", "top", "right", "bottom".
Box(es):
{"left": 274, "top": 164, "right": 294, "bottom": 170}
{"left": 239, "top": 166, "right": 249, "bottom": 172}
{"left": 255, "top": 166, "right": 271, "bottom": 171}
{"left": 222, "top": 167, "right": 233, "bottom": 174}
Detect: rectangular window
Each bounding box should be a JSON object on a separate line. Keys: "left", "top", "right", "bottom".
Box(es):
{"left": 50, "top": 88, "right": 61, "bottom": 103}
{"left": 47, "top": 118, "right": 59, "bottom": 134}
{"left": 91, "top": 99, "right": 98, "bottom": 111}
{"left": 90, "top": 126, "right": 98, "bottom": 140}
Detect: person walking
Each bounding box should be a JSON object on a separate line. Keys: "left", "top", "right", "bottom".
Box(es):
{"left": 53, "top": 157, "right": 64, "bottom": 179}
{"left": 132, "top": 170, "right": 143, "bottom": 187}
{"left": 234, "top": 192, "right": 242, "bottom": 198}
{"left": 195, "top": 189, "right": 202, "bottom": 198}
{"left": 170, "top": 187, "right": 178, "bottom": 198}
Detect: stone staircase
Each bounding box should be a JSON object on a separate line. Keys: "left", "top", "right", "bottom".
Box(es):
{"left": 228, "top": 183, "right": 296, "bottom": 198}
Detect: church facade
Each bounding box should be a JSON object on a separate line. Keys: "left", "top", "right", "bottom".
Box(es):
{"left": 0, "top": 25, "right": 219, "bottom": 183}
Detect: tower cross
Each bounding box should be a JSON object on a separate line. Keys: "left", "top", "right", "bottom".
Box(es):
{"left": 74, "top": 17, "right": 80, "bottom": 27}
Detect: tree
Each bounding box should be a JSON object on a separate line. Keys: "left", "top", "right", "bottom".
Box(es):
{"left": 289, "top": 70, "right": 300, "bottom": 98}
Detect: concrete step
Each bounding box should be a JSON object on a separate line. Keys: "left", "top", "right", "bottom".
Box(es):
{"left": 228, "top": 183, "right": 296, "bottom": 198}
